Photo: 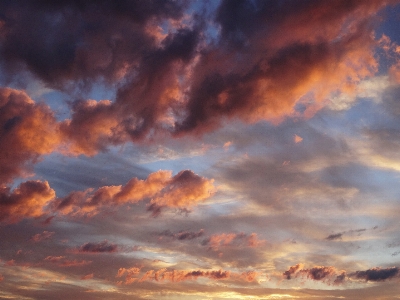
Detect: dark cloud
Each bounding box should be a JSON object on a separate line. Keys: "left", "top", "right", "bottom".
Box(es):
{"left": 326, "top": 233, "right": 343, "bottom": 241}
{"left": 326, "top": 228, "right": 368, "bottom": 241}
{"left": 0, "top": 0, "right": 185, "bottom": 87}
{"left": 77, "top": 240, "right": 118, "bottom": 253}
{"left": 0, "top": 0, "right": 393, "bottom": 154}
{"left": 159, "top": 229, "right": 205, "bottom": 241}
{"left": 334, "top": 272, "right": 347, "bottom": 285}
{"left": 351, "top": 267, "right": 400, "bottom": 282}
{"left": 300, "top": 266, "right": 336, "bottom": 281}
{"left": 283, "top": 264, "right": 302, "bottom": 280}
{"left": 283, "top": 264, "right": 339, "bottom": 282}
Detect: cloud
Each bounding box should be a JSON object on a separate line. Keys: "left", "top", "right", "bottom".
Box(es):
{"left": 283, "top": 264, "right": 342, "bottom": 283}
{"left": 116, "top": 267, "right": 141, "bottom": 284}
{"left": 0, "top": 0, "right": 392, "bottom": 153}
{"left": 81, "top": 273, "right": 94, "bottom": 280}
{"left": 0, "top": 180, "right": 55, "bottom": 223}
{"left": 116, "top": 267, "right": 246, "bottom": 284}
{"left": 30, "top": 231, "right": 55, "bottom": 242}
{"left": 334, "top": 272, "right": 346, "bottom": 285}
{"left": 202, "top": 232, "right": 264, "bottom": 250}
{"left": 149, "top": 170, "right": 216, "bottom": 209}
{"left": 159, "top": 229, "right": 205, "bottom": 241}
{"left": 53, "top": 169, "right": 215, "bottom": 217}
{"left": 173, "top": 0, "right": 389, "bottom": 134}
{"left": 299, "top": 266, "right": 337, "bottom": 281}
{"left": 0, "top": 88, "right": 59, "bottom": 183}
{"left": 76, "top": 240, "right": 118, "bottom": 253}
{"left": 283, "top": 264, "right": 303, "bottom": 280}
{"left": 44, "top": 256, "right": 92, "bottom": 267}
{"left": 0, "top": 168, "right": 214, "bottom": 222}
{"left": 0, "top": 0, "right": 185, "bottom": 87}
{"left": 59, "top": 100, "right": 121, "bottom": 156}
{"left": 294, "top": 135, "right": 303, "bottom": 143}
{"left": 326, "top": 228, "right": 368, "bottom": 241}
{"left": 326, "top": 233, "right": 343, "bottom": 241}
{"left": 351, "top": 267, "right": 400, "bottom": 282}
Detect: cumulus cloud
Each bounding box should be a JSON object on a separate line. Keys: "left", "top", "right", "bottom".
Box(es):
{"left": 0, "top": 0, "right": 185, "bottom": 86}
{"left": 0, "top": 88, "right": 59, "bottom": 183}
{"left": 53, "top": 170, "right": 215, "bottom": 217}
{"left": 173, "top": 0, "right": 390, "bottom": 134}
{"left": 0, "top": 180, "right": 55, "bottom": 223}
{"left": 0, "top": 0, "right": 393, "bottom": 155}
{"left": 0, "top": 169, "right": 214, "bottom": 223}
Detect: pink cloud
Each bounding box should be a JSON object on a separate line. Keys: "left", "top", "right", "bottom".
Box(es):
{"left": 30, "top": 231, "right": 55, "bottom": 242}
{"left": 53, "top": 170, "right": 215, "bottom": 217}
{"left": 44, "top": 256, "right": 91, "bottom": 267}
{"left": 0, "top": 180, "right": 55, "bottom": 223}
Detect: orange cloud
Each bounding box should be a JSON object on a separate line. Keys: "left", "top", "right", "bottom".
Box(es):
{"left": 204, "top": 232, "right": 264, "bottom": 250}
{"left": 0, "top": 0, "right": 394, "bottom": 169}
{"left": 173, "top": 0, "right": 390, "bottom": 135}
{"left": 116, "top": 267, "right": 141, "bottom": 278}
{"left": 0, "top": 0, "right": 395, "bottom": 155}
{"left": 44, "top": 256, "right": 91, "bottom": 267}
{"left": 294, "top": 134, "right": 303, "bottom": 143}
{"left": 0, "top": 180, "right": 55, "bottom": 223}
{"left": 117, "top": 267, "right": 260, "bottom": 285}
{"left": 237, "top": 270, "right": 259, "bottom": 282}
{"left": 59, "top": 100, "right": 122, "bottom": 156}
{"left": 150, "top": 170, "right": 216, "bottom": 209}
{"left": 0, "top": 88, "right": 59, "bottom": 183}
{"left": 118, "top": 268, "right": 234, "bottom": 284}
{"left": 81, "top": 273, "right": 94, "bottom": 280}
{"left": 53, "top": 170, "right": 215, "bottom": 217}
{"left": 380, "top": 35, "right": 400, "bottom": 84}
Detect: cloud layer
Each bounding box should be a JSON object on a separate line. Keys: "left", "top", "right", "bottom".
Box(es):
{"left": 1, "top": 1, "right": 400, "bottom": 299}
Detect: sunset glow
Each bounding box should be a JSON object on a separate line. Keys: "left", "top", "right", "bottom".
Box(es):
{"left": 1, "top": 1, "right": 400, "bottom": 299}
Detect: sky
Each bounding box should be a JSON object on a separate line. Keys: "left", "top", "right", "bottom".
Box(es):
{"left": 1, "top": 0, "right": 400, "bottom": 299}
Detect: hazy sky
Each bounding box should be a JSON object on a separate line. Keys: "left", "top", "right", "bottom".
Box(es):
{"left": 1, "top": 1, "right": 400, "bottom": 299}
